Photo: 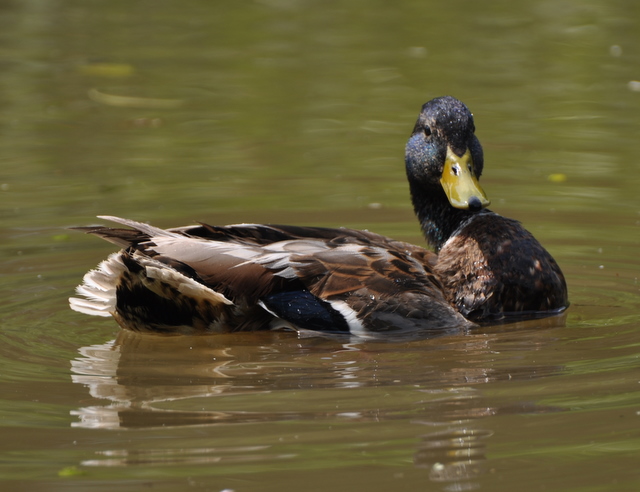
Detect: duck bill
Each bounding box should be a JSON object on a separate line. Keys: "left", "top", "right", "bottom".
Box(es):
{"left": 439, "top": 147, "right": 491, "bottom": 210}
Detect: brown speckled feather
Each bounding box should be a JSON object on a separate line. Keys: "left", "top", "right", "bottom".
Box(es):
{"left": 434, "top": 212, "right": 568, "bottom": 320}
{"left": 255, "top": 239, "right": 468, "bottom": 333}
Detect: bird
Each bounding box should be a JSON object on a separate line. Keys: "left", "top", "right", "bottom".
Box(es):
{"left": 69, "top": 96, "right": 568, "bottom": 337}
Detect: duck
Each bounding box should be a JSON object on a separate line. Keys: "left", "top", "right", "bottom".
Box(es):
{"left": 69, "top": 96, "right": 568, "bottom": 336}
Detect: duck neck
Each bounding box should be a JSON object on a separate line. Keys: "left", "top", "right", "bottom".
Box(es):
{"left": 409, "top": 182, "right": 476, "bottom": 252}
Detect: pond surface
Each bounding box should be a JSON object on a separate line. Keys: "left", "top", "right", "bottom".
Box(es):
{"left": 1, "top": 1, "right": 640, "bottom": 491}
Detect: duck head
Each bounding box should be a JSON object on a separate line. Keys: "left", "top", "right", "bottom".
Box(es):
{"left": 405, "top": 96, "right": 491, "bottom": 250}
{"left": 405, "top": 96, "right": 490, "bottom": 212}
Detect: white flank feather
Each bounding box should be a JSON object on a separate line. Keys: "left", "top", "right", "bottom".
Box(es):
{"left": 327, "top": 300, "right": 367, "bottom": 337}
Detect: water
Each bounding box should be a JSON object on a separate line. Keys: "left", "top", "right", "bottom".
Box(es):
{"left": 1, "top": 1, "right": 640, "bottom": 491}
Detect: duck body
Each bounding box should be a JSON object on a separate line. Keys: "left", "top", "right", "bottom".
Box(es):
{"left": 70, "top": 96, "right": 568, "bottom": 336}
{"left": 71, "top": 219, "right": 471, "bottom": 336}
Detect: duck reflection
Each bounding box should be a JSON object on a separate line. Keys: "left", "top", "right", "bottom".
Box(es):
{"left": 71, "top": 330, "right": 321, "bottom": 429}
{"left": 71, "top": 315, "right": 566, "bottom": 487}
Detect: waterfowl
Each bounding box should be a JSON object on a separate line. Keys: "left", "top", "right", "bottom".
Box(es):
{"left": 69, "top": 96, "right": 568, "bottom": 336}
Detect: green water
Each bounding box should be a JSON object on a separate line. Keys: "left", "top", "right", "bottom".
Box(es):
{"left": 1, "top": 1, "right": 639, "bottom": 491}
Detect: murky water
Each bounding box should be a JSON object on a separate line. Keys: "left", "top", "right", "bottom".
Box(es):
{"left": 1, "top": 1, "right": 639, "bottom": 491}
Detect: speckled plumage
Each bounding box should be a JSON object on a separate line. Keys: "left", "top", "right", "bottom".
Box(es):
{"left": 434, "top": 212, "right": 567, "bottom": 320}
{"left": 70, "top": 96, "right": 568, "bottom": 336}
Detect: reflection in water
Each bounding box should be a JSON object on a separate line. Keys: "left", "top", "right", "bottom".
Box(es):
{"left": 417, "top": 428, "right": 492, "bottom": 487}
{"left": 71, "top": 318, "right": 566, "bottom": 488}
{"left": 72, "top": 342, "right": 228, "bottom": 430}
{"left": 80, "top": 445, "right": 289, "bottom": 468}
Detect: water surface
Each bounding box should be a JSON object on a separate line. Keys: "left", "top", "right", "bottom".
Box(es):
{"left": 1, "top": 1, "right": 639, "bottom": 491}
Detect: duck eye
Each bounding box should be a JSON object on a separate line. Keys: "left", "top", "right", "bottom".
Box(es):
{"left": 423, "top": 126, "right": 432, "bottom": 137}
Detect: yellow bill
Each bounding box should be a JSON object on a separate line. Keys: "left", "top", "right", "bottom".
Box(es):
{"left": 440, "top": 147, "right": 491, "bottom": 210}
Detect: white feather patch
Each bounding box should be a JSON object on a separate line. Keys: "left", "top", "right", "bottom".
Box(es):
{"left": 327, "top": 300, "right": 367, "bottom": 337}
{"left": 68, "top": 297, "right": 113, "bottom": 317}
{"left": 69, "top": 252, "right": 124, "bottom": 317}
{"left": 152, "top": 235, "right": 263, "bottom": 262}
{"left": 143, "top": 263, "right": 233, "bottom": 306}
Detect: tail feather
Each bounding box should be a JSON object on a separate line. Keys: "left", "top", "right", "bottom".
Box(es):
{"left": 96, "top": 215, "right": 180, "bottom": 239}
{"left": 69, "top": 249, "right": 244, "bottom": 333}
{"left": 69, "top": 252, "right": 124, "bottom": 317}
{"left": 69, "top": 297, "right": 113, "bottom": 317}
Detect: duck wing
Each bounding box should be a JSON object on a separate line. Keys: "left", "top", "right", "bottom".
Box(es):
{"left": 250, "top": 239, "right": 471, "bottom": 336}
{"left": 70, "top": 216, "right": 470, "bottom": 336}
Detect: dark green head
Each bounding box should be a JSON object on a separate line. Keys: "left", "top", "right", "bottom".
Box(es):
{"left": 405, "top": 96, "right": 488, "bottom": 212}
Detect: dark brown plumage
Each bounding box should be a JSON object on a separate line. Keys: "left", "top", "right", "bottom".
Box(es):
{"left": 70, "top": 96, "right": 568, "bottom": 336}
{"left": 434, "top": 213, "right": 567, "bottom": 320}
